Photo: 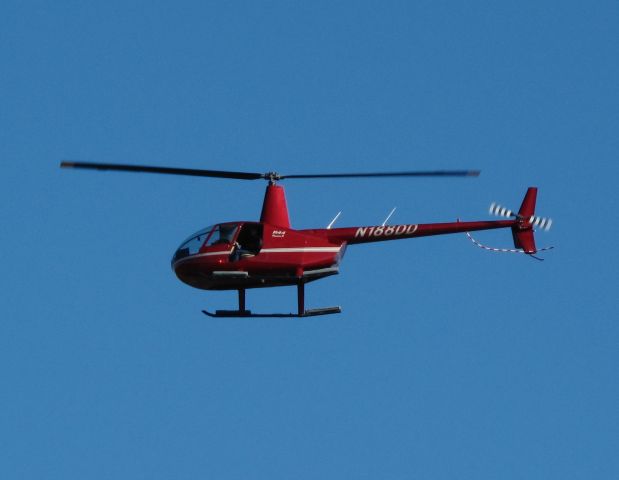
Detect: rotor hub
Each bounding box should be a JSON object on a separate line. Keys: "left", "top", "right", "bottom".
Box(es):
{"left": 265, "top": 171, "right": 281, "bottom": 183}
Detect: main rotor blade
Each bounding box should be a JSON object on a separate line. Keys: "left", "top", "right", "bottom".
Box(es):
{"left": 60, "top": 162, "right": 480, "bottom": 182}
{"left": 60, "top": 161, "right": 265, "bottom": 180}
{"left": 279, "top": 170, "right": 480, "bottom": 179}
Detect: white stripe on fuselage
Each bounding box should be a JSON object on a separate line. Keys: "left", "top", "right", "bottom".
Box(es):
{"left": 172, "top": 246, "right": 340, "bottom": 267}
{"left": 172, "top": 250, "right": 233, "bottom": 267}
{"left": 260, "top": 247, "right": 341, "bottom": 253}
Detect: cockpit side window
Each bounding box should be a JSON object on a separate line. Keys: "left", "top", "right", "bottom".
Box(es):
{"left": 205, "top": 224, "right": 239, "bottom": 247}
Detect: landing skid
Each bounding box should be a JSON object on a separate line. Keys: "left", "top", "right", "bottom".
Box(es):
{"left": 202, "top": 282, "right": 341, "bottom": 318}
{"left": 202, "top": 307, "right": 341, "bottom": 318}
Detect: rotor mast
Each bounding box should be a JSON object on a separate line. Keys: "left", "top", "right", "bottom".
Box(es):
{"left": 260, "top": 178, "right": 291, "bottom": 228}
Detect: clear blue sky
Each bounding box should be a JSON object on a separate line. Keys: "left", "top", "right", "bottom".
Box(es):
{"left": 1, "top": 1, "right": 618, "bottom": 478}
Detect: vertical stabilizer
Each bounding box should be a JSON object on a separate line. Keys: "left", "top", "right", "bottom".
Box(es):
{"left": 518, "top": 187, "right": 537, "bottom": 218}
{"left": 512, "top": 187, "right": 538, "bottom": 253}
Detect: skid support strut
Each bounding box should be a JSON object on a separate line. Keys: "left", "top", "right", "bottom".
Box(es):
{"left": 202, "top": 278, "right": 341, "bottom": 318}
{"left": 238, "top": 288, "right": 246, "bottom": 312}
{"left": 292, "top": 279, "right": 340, "bottom": 317}
{"left": 297, "top": 282, "right": 305, "bottom": 316}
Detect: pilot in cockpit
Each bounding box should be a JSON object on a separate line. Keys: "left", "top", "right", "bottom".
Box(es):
{"left": 212, "top": 225, "right": 237, "bottom": 245}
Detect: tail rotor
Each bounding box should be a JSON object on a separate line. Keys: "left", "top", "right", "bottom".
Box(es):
{"left": 468, "top": 187, "right": 554, "bottom": 259}
{"left": 489, "top": 201, "right": 553, "bottom": 232}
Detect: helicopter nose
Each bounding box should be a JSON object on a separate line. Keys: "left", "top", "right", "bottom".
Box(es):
{"left": 171, "top": 246, "right": 192, "bottom": 267}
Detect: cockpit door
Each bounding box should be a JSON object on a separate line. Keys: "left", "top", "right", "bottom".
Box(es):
{"left": 231, "top": 223, "right": 263, "bottom": 260}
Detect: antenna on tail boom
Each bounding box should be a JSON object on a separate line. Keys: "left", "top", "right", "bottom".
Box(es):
{"left": 326, "top": 212, "right": 342, "bottom": 229}
{"left": 381, "top": 207, "right": 397, "bottom": 226}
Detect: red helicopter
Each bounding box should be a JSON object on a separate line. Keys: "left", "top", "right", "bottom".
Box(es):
{"left": 61, "top": 161, "right": 553, "bottom": 317}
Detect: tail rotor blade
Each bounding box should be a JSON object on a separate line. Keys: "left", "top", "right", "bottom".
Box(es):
{"left": 489, "top": 202, "right": 514, "bottom": 218}
{"left": 529, "top": 216, "right": 553, "bottom": 231}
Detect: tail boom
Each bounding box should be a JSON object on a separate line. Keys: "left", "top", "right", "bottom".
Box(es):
{"left": 309, "top": 219, "right": 516, "bottom": 245}
{"left": 302, "top": 187, "right": 549, "bottom": 256}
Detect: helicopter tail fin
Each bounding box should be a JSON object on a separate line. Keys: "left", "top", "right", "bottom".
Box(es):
{"left": 479, "top": 187, "right": 553, "bottom": 258}
{"left": 512, "top": 227, "right": 536, "bottom": 253}
{"left": 511, "top": 187, "right": 539, "bottom": 253}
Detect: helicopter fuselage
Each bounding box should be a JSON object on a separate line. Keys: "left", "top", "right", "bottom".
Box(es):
{"left": 172, "top": 221, "right": 345, "bottom": 290}
{"left": 171, "top": 216, "right": 518, "bottom": 291}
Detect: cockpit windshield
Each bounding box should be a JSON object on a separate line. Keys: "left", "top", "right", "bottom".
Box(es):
{"left": 172, "top": 225, "right": 215, "bottom": 263}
